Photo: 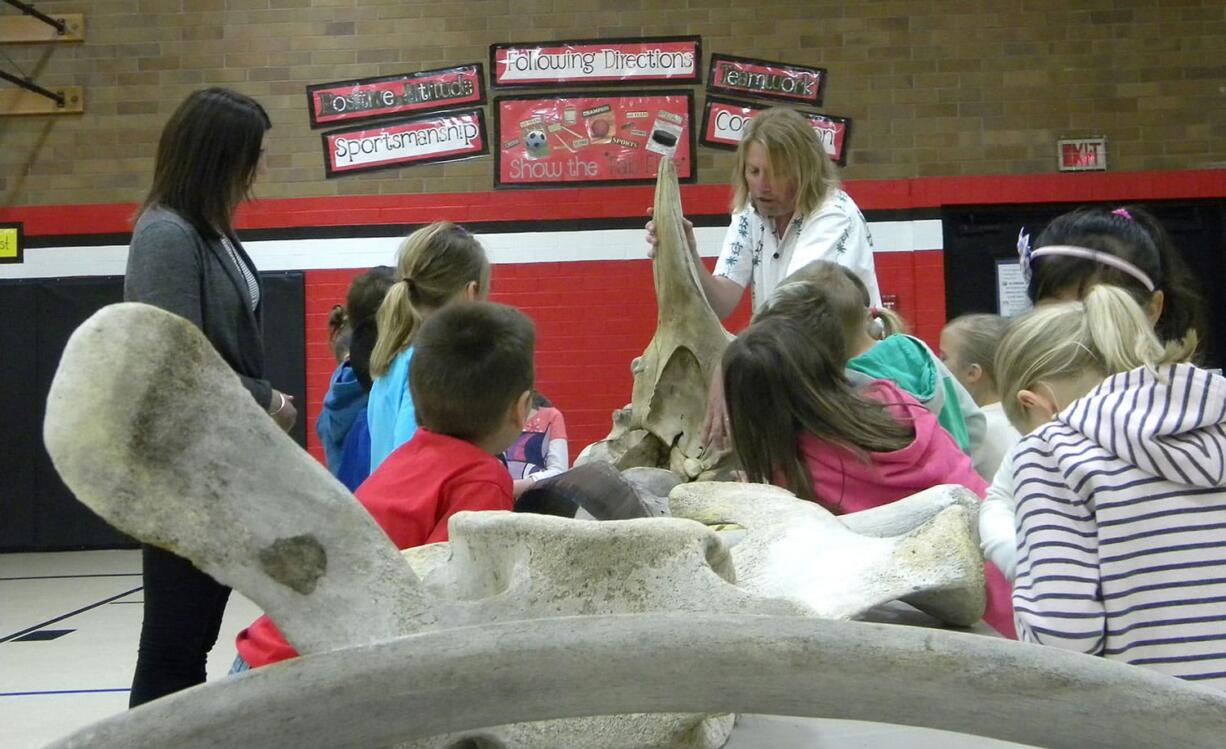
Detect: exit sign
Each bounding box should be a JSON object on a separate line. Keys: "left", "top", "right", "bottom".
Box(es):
{"left": 1058, "top": 137, "right": 1107, "bottom": 172}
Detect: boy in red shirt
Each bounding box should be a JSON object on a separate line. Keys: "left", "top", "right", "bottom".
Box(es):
{"left": 234, "top": 301, "right": 535, "bottom": 669}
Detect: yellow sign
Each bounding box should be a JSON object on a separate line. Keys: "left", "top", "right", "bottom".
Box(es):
{"left": 0, "top": 226, "right": 18, "bottom": 261}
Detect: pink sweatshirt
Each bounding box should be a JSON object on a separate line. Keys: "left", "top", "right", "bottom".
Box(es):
{"left": 800, "top": 379, "right": 989, "bottom": 513}
{"left": 798, "top": 379, "right": 1013, "bottom": 638}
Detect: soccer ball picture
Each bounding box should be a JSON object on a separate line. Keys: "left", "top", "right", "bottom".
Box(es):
{"left": 524, "top": 129, "right": 549, "bottom": 158}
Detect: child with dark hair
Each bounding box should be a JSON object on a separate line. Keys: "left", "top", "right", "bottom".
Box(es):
{"left": 760, "top": 261, "right": 990, "bottom": 479}
{"left": 1023, "top": 205, "right": 1204, "bottom": 355}
{"left": 236, "top": 301, "right": 535, "bottom": 669}
{"left": 722, "top": 314, "right": 1015, "bottom": 637}
{"left": 316, "top": 266, "right": 395, "bottom": 491}
{"left": 982, "top": 206, "right": 1205, "bottom": 581}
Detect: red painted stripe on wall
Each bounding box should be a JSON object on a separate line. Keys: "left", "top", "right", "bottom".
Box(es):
{"left": 4, "top": 169, "right": 1224, "bottom": 236}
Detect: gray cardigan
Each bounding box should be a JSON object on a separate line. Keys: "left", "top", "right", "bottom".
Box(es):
{"left": 124, "top": 206, "right": 272, "bottom": 410}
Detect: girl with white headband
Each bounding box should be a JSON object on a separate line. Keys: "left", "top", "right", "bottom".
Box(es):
{"left": 980, "top": 206, "right": 1206, "bottom": 581}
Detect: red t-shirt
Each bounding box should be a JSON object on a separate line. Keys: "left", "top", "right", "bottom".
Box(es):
{"left": 236, "top": 428, "right": 513, "bottom": 667}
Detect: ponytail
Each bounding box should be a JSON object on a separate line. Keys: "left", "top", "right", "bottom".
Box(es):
{"left": 869, "top": 306, "right": 906, "bottom": 340}
{"left": 1083, "top": 284, "right": 1173, "bottom": 375}
{"left": 369, "top": 280, "right": 422, "bottom": 378}
{"left": 995, "top": 284, "right": 1180, "bottom": 429}
{"left": 367, "top": 222, "right": 490, "bottom": 379}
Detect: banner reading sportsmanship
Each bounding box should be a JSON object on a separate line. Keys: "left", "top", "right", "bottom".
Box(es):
{"left": 495, "top": 91, "right": 695, "bottom": 188}
{"left": 490, "top": 37, "right": 701, "bottom": 88}
{"left": 699, "top": 97, "right": 851, "bottom": 166}
{"left": 322, "top": 108, "right": 488, "bottom": 178}
{"left": 306, "top": 65, "right": 485, "bottom": 128}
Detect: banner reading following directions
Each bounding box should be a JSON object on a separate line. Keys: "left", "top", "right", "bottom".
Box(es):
{"left": 306, "top": 64, "right": 486, "bottom": 128}
{"left": 706, "top": 54, "right": 826, "bottom": 106}
{"left": 699, "top": 97, "right": 852, "bottom": 166}
{"left": 321, "top": 108, "right": 488, "bottom": 178}
{"left": 494, "top": 91, "right": 695, "bottom": 188}
{"left": 490, "top": 36, "right": 702, "bottom": 88}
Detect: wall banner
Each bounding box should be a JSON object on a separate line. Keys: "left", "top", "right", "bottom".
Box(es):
{"left": 706, "top": 54, "right": 826, "bottom": 106}
{"left": 494, "top": 90, "right": 695, "bottom": 189}
{"left": 321, "top": 108, "right": 488, "bottom": 178}
{"left": 489, "top": 36, "right": 702, "bottom": 88}
{"left": 306, "top": 64, "right": 486, "bottom": 129}
{"left": 699, "top": 96, "right": 851, "bottom": 166}
{"left": 0, "top": 222, "right": 22, "bottom": 264}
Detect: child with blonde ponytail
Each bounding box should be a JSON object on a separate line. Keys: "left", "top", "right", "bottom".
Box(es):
{"left": 996, "top": 284, "right": 1226, "bottom": 688}
{"left": 367, "top": 222, "right": 490, "bottom": 471}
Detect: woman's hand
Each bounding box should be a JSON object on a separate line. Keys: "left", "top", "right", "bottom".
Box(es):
{"left": 645, "top": 207, "right": 697, "bottom": 260}
{"left": 269, "top": 390, "right": 297, "bottom": 432}
{"left": 699, "top": 367, "right": 731, "bottom": 457}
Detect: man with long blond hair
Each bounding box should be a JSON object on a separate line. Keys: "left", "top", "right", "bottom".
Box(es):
{"left": 648, "top": 106, "right": 880, "bottom": 318}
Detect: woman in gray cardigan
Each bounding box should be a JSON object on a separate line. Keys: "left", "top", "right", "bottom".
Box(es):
{"left": 124, "top": 88, "right": 296, "bottom": 706}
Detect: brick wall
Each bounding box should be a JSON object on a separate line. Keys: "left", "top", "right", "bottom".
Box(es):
{"left": 3, "top": 0, "right": 1225, "bottom": 206}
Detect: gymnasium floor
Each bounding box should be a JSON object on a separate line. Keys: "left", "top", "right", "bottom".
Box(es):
{"left": 2, "top": 549, "right": 1031, "bottom": 748}
{"left": 0, "top": 549, "right": 260, "bottom": 748}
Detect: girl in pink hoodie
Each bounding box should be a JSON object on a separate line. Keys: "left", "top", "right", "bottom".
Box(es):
{"left": 722, "top": 311, "right": 1016, "bottom": 636}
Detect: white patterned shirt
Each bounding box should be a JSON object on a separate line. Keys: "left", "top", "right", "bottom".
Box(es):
{"left": 713, "top": 189, "right": 881, "bottom": 312}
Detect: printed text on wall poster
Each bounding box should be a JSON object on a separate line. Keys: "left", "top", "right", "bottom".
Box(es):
{"left": 490, "top": 37, "right": 702, "bottom": 88}
{"left": 494, "top": 91, "right": 695, "bottom": 188}
{"left": 699, "top": 97, "right": 851, "bottom": 166}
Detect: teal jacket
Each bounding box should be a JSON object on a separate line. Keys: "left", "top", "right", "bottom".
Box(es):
{"left": 847, "top": 334, "right": 989, "bottom": 478}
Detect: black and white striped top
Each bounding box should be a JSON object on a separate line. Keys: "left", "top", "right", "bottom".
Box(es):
{"left": 1012, "top": 363, "right": 1226, "bottom": 690}
{"left": 220, "top": 235, "right": 260, "bottom": 312}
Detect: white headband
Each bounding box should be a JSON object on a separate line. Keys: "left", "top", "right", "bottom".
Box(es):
{"left": 1029, "top": 245, "right": 1156, "bottom": 293}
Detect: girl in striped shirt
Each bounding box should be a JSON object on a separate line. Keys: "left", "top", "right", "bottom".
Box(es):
{"left": 980, "top": 206, "right": 1205, "bottom": 581}
{"left": 996, "top": 284, "right": 1226, "bottom": 689}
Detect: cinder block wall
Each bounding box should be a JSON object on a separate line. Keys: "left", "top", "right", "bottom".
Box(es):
{"left": 3, "top": 0, "right": 1225, "bottom": 205}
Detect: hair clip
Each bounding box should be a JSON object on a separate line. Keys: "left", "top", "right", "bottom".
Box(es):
{"left": 1112, "top": 208, "right": 1133, "bottom": 221}
{"left": 1017, "top": 227, "right": 1033, "bottom": 281}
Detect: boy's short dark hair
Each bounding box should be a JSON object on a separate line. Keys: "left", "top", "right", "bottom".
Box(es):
{"left": 410, "top": 301, "right": 535, "bottom": 442}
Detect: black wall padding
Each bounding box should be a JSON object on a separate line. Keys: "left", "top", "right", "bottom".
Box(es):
{"left": 0, "top": 272, "right": 306, "bottom": 552}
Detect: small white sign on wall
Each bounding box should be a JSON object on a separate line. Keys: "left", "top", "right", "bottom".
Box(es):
{"left": 1058, "top": 137, "right": 1107, "bottom": 172}
{"left": 996, "top": 260, "right": 1032, "bottom": 318}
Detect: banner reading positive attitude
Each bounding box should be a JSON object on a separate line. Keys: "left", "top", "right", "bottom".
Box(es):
{"left": 322, "top": 108, "right": 488, "bottom": 178}
{"left": 706, "top": 54, "right": 826, "bottom": 106}
{"left": 490, "top": 36, "right": 701, "bottom": 88}
{"left": 699, "top": 97, "right": 851, "bottom": 166}
{"left": 306, "top": 64, "right": 486, "bottom": 128}
{"left": 494, "top": 90, "right": 695, "bottom": 188}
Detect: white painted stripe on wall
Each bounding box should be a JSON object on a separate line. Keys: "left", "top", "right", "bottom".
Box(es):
{"left": 0, "top": 220, "right": 942, "bottom": 280}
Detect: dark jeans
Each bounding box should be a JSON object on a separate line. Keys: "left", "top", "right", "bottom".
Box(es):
{"left": 129, "top": 544, "right": 231, "bottom": 707}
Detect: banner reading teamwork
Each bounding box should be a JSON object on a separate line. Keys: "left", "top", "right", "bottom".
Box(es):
{"left": 494, "top": 90, "right": 695, "bottom": 188}
{"left": 699, "top": 97, "right": 851, "bottom": 166}
{"left": 322, "top": 108, "right": 488, "bottom": 178}
{"left": 706, "top": 54, "right": 826, "bottom": 106}
{"left": 490, "top": 36, "right": 701, "bottom": 88}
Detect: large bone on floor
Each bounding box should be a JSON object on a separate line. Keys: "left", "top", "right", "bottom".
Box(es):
{"left": 669, "top": 482, "right": 985, "bottom": 625}
{"left": 392, "top": 512, "right": 809, "bottom": 749}
{"left": 42, "top": 303, "right": 433, "bottom": 654}
{"left": 591, "top": 157, "right": 734, "bottom": 478}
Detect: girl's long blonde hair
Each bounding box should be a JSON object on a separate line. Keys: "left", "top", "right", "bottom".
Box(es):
{"left": 730, "top": 107, "right": 839, "bottom": 217}
{"left": 995, "top": 284, "right": 1187, "bottom": 429}
{"left": 368, "top": 222, "right": 489, "bottom": 378}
